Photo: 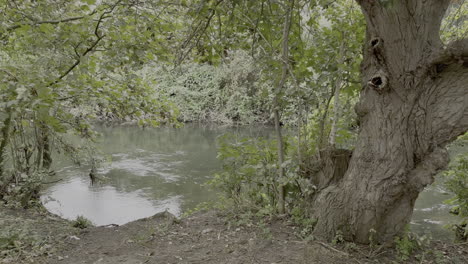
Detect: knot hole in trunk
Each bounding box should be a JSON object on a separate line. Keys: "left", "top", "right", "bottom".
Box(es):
{"left": 367, "top": 71, "right": 388, "bottom": 93}
{"left": 370, "top": 37, "right": 382, "bottom": 48}
{"left": 369, "top": 37, "right": 386, "bottom": 65}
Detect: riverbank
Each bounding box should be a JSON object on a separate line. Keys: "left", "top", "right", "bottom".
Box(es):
{"left": 1, "top": 204, "right": 468, "bottom": 264}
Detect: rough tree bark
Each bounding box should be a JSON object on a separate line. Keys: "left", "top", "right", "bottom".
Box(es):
{"left": 312, "top": 0, "right": 468, "bottom": 243}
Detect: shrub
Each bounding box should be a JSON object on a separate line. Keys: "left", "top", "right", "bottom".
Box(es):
{"left": 153, "top": 51, "right": 270, "bottom": 124}
{"left": 72, "top": 216, "right": 93, "bottom": 229}
{"left": 209, "top": 133, "right": 317, "bottom": 216}
{"left": 394, "top": 234, "right": 419, "bottom": 261}
{"left": 444, "top": 154, "right": 468, "bottom": 240}
{"left": 443, "top": 133, "right": 468, "bottom": 241}
{"left": 210, "top": 134, "right": 279, "bottom": 207}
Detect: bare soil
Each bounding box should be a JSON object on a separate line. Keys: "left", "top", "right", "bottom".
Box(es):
{"left": 1, "top": 204, "right": 467, "bottom": 264}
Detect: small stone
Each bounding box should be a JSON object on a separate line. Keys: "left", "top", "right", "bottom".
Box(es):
{"left": 58, "top": 256, "right": 64, "bottom": 261}
{"left": 201, "top": 228, "right": 213, "bottom": 234}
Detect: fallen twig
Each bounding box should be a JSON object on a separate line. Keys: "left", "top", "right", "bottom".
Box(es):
{"left": 315, "top": 241, "right": 349, "bottom": 256}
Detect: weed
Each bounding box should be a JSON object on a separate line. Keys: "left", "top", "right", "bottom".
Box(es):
{"left": 291, "top": 206, "right": 316, "bottom": 239}
{"left": 71, "top": 215, "right": 93, "bottom": 229}
{"left": 182, "top": 200, "right": 226, "bottom": 218}
{"left": 368, "top": 228, "right": 377, "bottom": 250}
{"left": 344, "top": 242, "right": 358, "bottom": 251}
{"left": 444, "top": 135, "right": 468, "bottom": 241}
{"left": 0, "top": 208, "right": 74, "bottom": 263}
{"left": 332, "top": 230, "right": 344, "bottom": 245}
{"left": 258, "top": 221, "right": 273, "bottom": 240}
{"left": 394, "top": 234, "right": 418, "bottom": 261}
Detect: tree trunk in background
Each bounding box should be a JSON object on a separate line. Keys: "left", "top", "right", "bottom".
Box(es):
{"left": 0, "top": 108, "right": 12, "bottom": 178}
{"left": 328, "top": 39, "right": 346, "bottom": 147}
{"left": 42, "top": 132, "right": 52, "bottom": 170}
{"left": 312, "top": 0, "right": 468, "bottom": 243}
{"left": 273, "top": 0, "right": 294, "bottom": 214}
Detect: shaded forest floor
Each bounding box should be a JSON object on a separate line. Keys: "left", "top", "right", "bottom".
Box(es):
{"left": 1, "top": 204, "right": 467, "bottom": 264}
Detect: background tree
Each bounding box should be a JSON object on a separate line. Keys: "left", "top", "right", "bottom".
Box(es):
{"left": 0, "top": 0, "right": 182, "bottom": 204}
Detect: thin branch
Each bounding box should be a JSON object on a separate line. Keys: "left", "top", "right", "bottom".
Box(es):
{"left": 314, "top": 241, "right": 349, "bottom": 256}
{"left": 175, "top": 0, "right": 225, "bottom": 65}
{"left": 250, "top": 1, "right": 265, "bottom": 58}
{"left": 176, "top": 9, "right": 216, "bottom": 64}
{"left": 53, "top": 36, "right": 103, "bottom": 84}
{"left": 49, "top": 0, "right": 122, "bottom": 87}
{"left": 0, "top": 69, "right": 19, "bottom": 82}
{"left": 57, "top": 87, "right": 95, "bottom": 101}
{"left": 40, "top": 178, "right": 63, "bottom": 185}
{"left": 6, "top": 10, "right": 97, "bottom": 31}
{"left": 239, "top": 13, "right": 273, "bottom": 50}
{"left": 273, "top": 0, "right": 295, "bottom": 215}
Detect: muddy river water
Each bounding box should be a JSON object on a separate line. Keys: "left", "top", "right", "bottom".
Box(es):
{"left": 41, "top": 124, "right": 462, "bottom": 241}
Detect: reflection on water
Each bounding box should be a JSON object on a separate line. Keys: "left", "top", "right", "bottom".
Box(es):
{"left": 41, "top": 124, "right": 272, "bottom": 226}
{"left": 42, "top": 177, "right": 181, "bottom": 226}
{"left": 99, "top": 151, "right": 185, "bottom": 180}
{"left": 41, "top": 124, "right": 464, "bottom": 241}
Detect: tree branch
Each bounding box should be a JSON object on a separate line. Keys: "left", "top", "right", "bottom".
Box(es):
{"left": 6, "top": 10, "right": 97, "bottom": 31}
{"left": 356, "top": 0, "right": 451, "bottom": 9}
{"left": 175, "top": 0, "right": 225, "bottom": 65}
{"left": 419, "top": 62, "right": 468, "bottom": 151}
{"left": 53, "top": 36, "right": 104, "bottom": 85}
{"left": 430, "top": 38, "right": 468, "bottom": 66}
{"left": 0, "top": 69, "right": 19, "bottom": 82}
{"left": 49, "top": 0, "right": 122, "bottom": 87}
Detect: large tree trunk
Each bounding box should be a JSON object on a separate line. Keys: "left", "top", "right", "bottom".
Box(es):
{"left": 312, "top": 0, "right": 468, "bottom": 243}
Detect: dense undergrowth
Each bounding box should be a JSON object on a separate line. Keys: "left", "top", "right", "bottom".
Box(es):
{"left": 444, "top": 133, "right": 468, "bottom": 241}
{"left": 154, "top": 51, "right": 271, "bottom": 124}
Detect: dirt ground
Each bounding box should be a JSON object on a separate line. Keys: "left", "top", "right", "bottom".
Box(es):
{"left": 1, "top": 204, "right": 467, "bottom": 264}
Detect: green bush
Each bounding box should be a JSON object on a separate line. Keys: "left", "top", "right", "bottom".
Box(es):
{"left": 0, "top": 229, "right": 43, "bottom": 259}
{"left": 210, "top": 134, "right": 279, "bottom": 207}
{"left": 153, "top": 51, "right": 270, "bottom": 124}
{"left": 71, "top": 215, "right": 93, "bottom": 229}
{"left": 1, "top": 171, "right": 46, "bottom": 208}
{"left": 210, "top": 133, "right": 316, "bottom": 216}
{"left": 444, "top": 146, "right": 468, "bottom": 241}
{"left": 394, "top": 233, "right": 419, "bottom": 261}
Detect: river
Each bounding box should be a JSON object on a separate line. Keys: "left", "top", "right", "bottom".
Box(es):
{"left": 40, "top": 124, "right": 462, "bottom": 241}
